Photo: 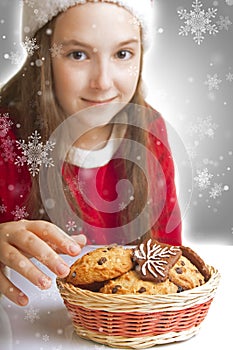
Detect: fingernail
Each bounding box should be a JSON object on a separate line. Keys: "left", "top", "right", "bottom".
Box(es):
{"left": 75, "top": 234, "right": 87, "bottom": 246}
{"left": 71, "top": 234, "right": 87, "bottom": 248}
{"left": 56, "top": 263, "right": 70, "bottom": 277}
{"left": 17, "top": 292, "right": 28, "bottom": 306}
{"left": 38, "top": 276, "right": 52, "bottom": 289}
{"left": 69, "top": 244, "right": 81, "bottom": 255}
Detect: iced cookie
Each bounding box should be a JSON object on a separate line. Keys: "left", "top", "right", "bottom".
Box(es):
{"left": 133, "top": 238, "right": 182, "bottom": 283}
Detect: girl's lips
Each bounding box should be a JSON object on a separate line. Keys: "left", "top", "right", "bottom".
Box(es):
{"left": 81, "top": 97, "right": 117, "bottom": 105}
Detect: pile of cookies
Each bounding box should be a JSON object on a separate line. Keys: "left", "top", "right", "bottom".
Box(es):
{"left": 66, "top": 238, "right": 210, "bottom": 295}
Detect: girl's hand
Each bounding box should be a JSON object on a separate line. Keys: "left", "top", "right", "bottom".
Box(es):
{"left": 0, "top": 220, "right": 86, "bottom": 306}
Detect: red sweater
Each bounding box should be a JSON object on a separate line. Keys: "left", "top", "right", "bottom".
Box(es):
{"left": 0, "top": 107, "right": 182, "bottom": 245}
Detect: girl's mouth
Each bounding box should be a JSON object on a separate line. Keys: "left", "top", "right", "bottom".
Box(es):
{"left": 81, "top": 97, "right": 117, "bottom": 106}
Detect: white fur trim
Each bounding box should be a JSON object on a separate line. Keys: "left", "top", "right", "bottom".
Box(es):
{"left": 21, "top": 0, "right": 154, "bottom": 49}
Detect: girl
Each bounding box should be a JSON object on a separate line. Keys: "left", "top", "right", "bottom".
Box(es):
{"left": 0, "top": 0, "right": 182, "bottom": 306}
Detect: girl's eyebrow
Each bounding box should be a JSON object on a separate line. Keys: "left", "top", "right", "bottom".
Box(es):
{"left": 60, "top": 38, "right": 140, "bottom": 48}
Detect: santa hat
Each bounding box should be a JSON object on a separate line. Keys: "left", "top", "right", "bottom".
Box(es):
{"left": 21, "top": 0, "right": 154, "bottom": 50}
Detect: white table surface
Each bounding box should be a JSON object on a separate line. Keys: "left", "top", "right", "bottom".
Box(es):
{"left": 0, "top": 242, "right": 232, "bottom": 350}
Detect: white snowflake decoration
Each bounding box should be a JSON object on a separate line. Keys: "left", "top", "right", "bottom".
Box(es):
{"left": 15, "top": 130, "right": 55, "bottom": 176}
{"left": 226, "top": 72, "right": 233, "bottom": 82}
{"left": 0, "top": 112, "right": 13, "bottom": 137}
{"left": 194, "top": 168, "right": 213, "bottom": 190}
{"left": 134, "top": 239, "right": 180, "bottom": 278}
{"left": 4, "top": 51, "right": 23, "bottom": 65}
{"left": 21, "top": 36, "right": 39, "bottom": 56}
{"left": 128, "top": 65, "right": 139, "bottom": 77}
{"left": 216, "top": 16, "right": 232, "bottom": 31}
{"left": 204, "top": 73, "right": 222, "bottom": 91}
{"left": 11, "top": 205, "right": 29, "bottom": 221}
{"left": 65, "top": 220, "right": 77, "bottom": 232}
{"left": 42, "top": 334, "right": 50, "bottom": 342}
{"left": 209, "top": 183, "right": 223, "bottom": 199}
{"left": 23, "top": 0, "right": 36, "bottom": 8}
{"left": 188, "top": 115, "right": 218, "bottom": 140}
{"left": 49, "top": 43, "right": 63, "bottom": 57}
{"left": 0, "top": 136, "right": 16, "bottom": 162}
{"left": 177, "top": 0, "right": 218, "bottom": 45}
{"left": 24, "top": 306, "right": 40, "bottom": 323}
{"left": 186, "top": 143, "right": 198, "bottom": 159}
{"left": 0, "top": 204, "right": 7, "bottom": 213}
{"left": 119, "top": 202, "right": 127, "bottom": 210}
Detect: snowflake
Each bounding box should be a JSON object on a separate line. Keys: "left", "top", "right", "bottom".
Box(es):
{"left": 226, "top": 72, "right": 233, "bottom": 82}
{"left": 11, "top": 205, "right": 29, "bottom": 221}
{"left": 21, "top": 36, "right": 39, "bottom": 56}
{"left": 42, "top": 334, "right": 50, "bottom": 342}
{"left": 65, "top": 220, "right": 77, "bottom": 232}
{"left": 186, "top": 143, "right": 198, "bottom": 159}
{"left": 0, "top": 136, "right": 16, "bottom": 162}
{"left": 0, "top": 112, "right": 13, "bottom": 137}
{"left": 204, "top": 73, "right": 222, "bottom": 91}
{"left": 128, "top": 17, "right": 140, "bottom": 27}
{"left": 24, "top": 306, "right": 40, "bottom": 323}
{"left": 15, "top": 130, "right": 55, "bottom": 176}
{"left": 134, "top": 239, "right": 180, "bottom": 279}
{"left": 4, "top": 51, "right": 23, "bottom": 65}
{"left": 49, "top": 43, "right": 63, "bottom": 58}
{"left": 23, "top": 0, "right": 36, "bottom": 7}
{"left": 194, "top": 168, "right": 213, "bottom": 190}
{"left": 216, "top": 16, "right": 232, "bottom": 31}
{"left": 209, "top": 183, "right": 223, "bottom": 199}
{"left": 67, "top": 176, "right": 85, "bottom": 195}
{"left": 34, "top": 9, "right": 49, "bottom": 26}
{"left": 0, "top": 204, "right": 7, "bottom": 213}
{"left": 119, "top": 202, "right": 127, "bottom": 210}
{"left": 128, "top": 65, "right": 139, "bottom": 77}
{"left": 188, "top": 115, "right": 218, "bottom": 140}
{"left": 177, "top": 0, "right": 218, "bottom": 45}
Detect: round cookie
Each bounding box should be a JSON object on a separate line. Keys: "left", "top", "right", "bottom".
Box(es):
{"left": 168, "top": 256, "right": 205, "bottom": 291}
{"left": 100, "top": 270, "right": 179, "bottom": 295}
{"left": 66, "top": 245, "right": 133, "bottom": 285}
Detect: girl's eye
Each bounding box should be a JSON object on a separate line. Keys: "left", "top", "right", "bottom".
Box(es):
{"left": 68, "top": 51, "right": 87, "bottom": 61}
{"left": 116, "top": 50, "right": 132, "bottom": 60}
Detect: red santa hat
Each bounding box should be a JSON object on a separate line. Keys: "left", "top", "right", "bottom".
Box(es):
{"left": 21, "top": 0, "right": 154, "bottom": 50}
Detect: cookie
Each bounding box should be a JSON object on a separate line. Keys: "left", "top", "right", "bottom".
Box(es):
{"left": 100, "top": 270, "right": 179, "bottom": 295}
{"left": 168, "top": 256, "right": 205, "bottom": 290}
{"left": 66, "top": 245, "right": 133, "bottom": 285}
{"left": 133, "top": 238, "right": 182, "bottom": 283}
{"left": 180, "top": 245, "right": 210, "bottom": 281}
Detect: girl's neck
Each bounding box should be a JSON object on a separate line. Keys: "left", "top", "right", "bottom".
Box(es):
{"left": 73, "top": 123, "right": 114, "bottom": 150}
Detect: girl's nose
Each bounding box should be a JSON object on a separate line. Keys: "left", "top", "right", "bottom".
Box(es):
{"left": 90, "top": 59, "right": 113, "bottom": 91}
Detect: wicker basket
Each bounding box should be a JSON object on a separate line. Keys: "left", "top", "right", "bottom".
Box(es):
{"left": 57, "top": 265, "right": 220, "bottom": 349}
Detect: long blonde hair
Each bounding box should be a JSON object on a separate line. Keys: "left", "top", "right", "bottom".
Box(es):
{"left": 1, "top": 14, "right": 160, "bottom": 243}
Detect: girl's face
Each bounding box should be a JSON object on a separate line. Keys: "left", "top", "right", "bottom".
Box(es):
{"left": 51, "top": 2, "right": 141, "bottom": 122}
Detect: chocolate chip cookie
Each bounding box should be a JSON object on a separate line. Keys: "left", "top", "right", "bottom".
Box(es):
{"left": 66, "top": 245, "right": 133, "bottom": 285}
{"left": 169, "top": 256, "right": 205, "bottom": 290}
{"left": 100, "top": 270, "right": 179, "bottom": 295}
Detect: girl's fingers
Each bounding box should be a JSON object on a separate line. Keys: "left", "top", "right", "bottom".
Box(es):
{"left": 0, "top": 267, "right": 28, "bottom": 306}
{"left": 23, "top": 220, "right": 83, "bottom": 256}
{"left": 0, "top": 242, "right": 52, "bottom": 289}
{"left": 71, "top": 234, "right": 87, "bottom": 247}
{"left": 6, "top": 230, "right": 70, "bottom": 278}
